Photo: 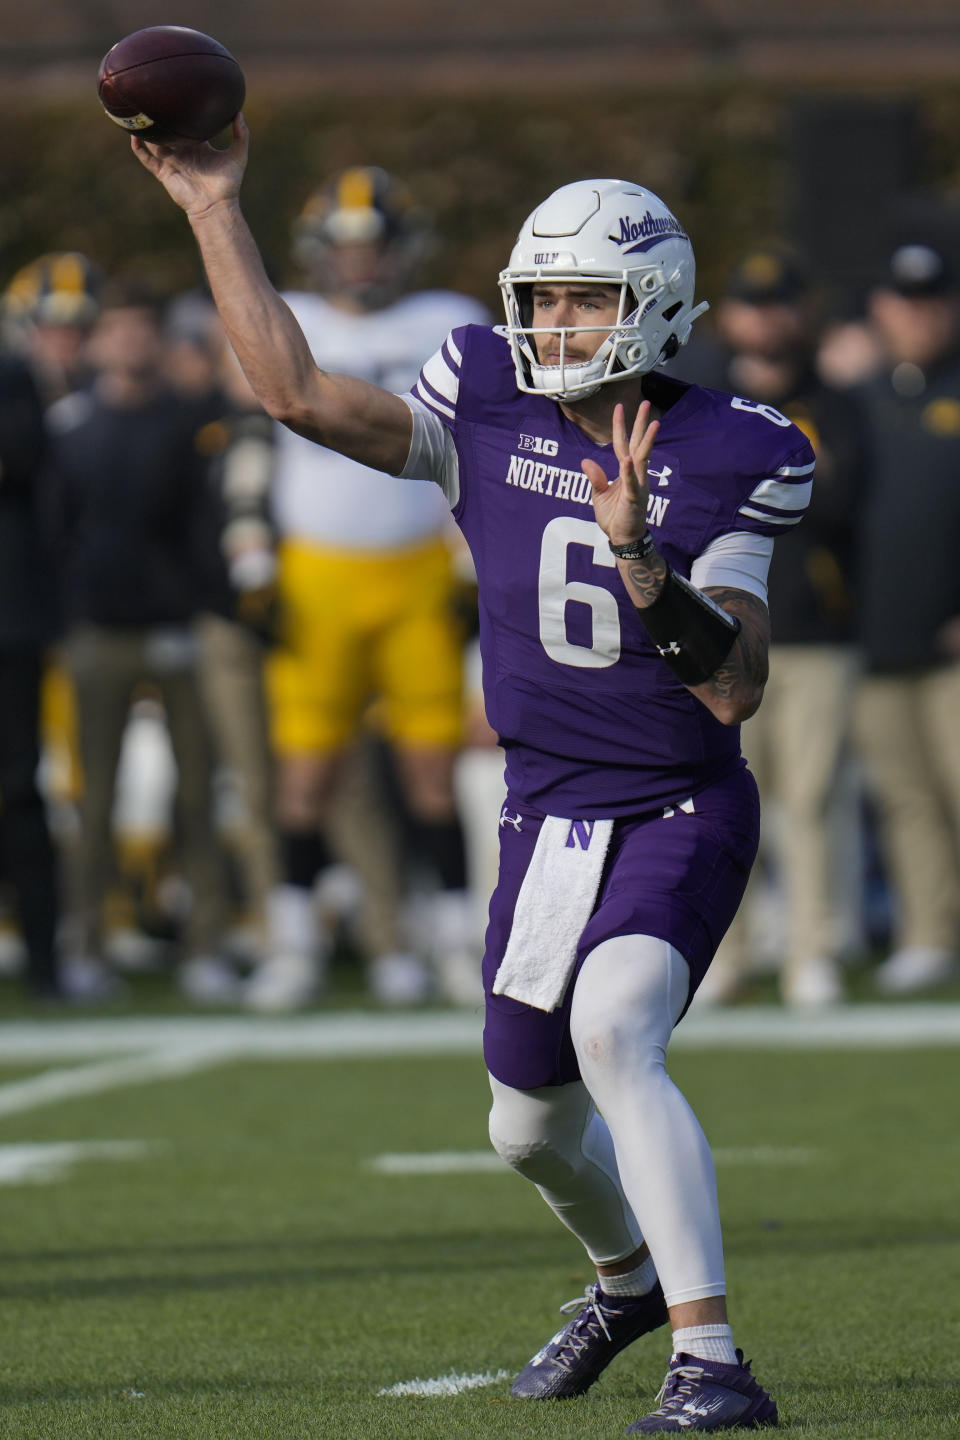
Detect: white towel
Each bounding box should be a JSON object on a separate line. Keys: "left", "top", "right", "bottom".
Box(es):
{"left": 492, "top": 815, "right": 613, "bottom": 1012}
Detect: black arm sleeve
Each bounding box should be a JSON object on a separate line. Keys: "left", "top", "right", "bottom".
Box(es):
{"left": 634, "top": 568, "right": 741, "bottom": 686}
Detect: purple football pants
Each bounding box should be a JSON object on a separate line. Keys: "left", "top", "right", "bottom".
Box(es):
{"left": 482, "top": 765, "right": 760, "bottom": 1090}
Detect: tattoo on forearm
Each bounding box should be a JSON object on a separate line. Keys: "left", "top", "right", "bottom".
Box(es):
{"left": 700, "top": 588, "right": 770, "bottom": 701}
{"left": 623, "top": 552, "right": 668, "bottom": 607}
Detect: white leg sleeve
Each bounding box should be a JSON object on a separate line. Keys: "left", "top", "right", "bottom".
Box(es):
{"left": 569, "top": 934, "right": 726, "bottom": 1307}
{"left": 488, "top": 1074, "right": 643, "bottom": 1266}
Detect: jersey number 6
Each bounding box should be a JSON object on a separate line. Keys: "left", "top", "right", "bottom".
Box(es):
{"left": 538, "top": 515, "right": 621, "bottom": 669}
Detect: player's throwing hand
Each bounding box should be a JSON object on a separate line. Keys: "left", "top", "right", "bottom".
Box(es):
{"left": 131, "top": 113, "right": 250, "bottom": 220}
{"left": 583, "top": 400, "right": 659, "bottom": 549}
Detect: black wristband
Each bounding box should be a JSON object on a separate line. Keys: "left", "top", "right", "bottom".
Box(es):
{"left": 609, "top": 531, "right": 657, "bottom": 561}
{"left": 634, "top": 567, "right": 741, "bottom": 686}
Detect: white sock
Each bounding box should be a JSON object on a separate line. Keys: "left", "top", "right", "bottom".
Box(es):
{"left": 598, "top": 1255, "right": 658, "bottom": 1298}
{"left": 671, "top": 1324, "right": 738, "bottom": 1365}
{"left": 266, "top": 884, "right": 316, "bottom": 957}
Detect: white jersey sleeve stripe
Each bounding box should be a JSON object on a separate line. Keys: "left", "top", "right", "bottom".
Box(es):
{"left": 744, "top": 476, "right": 814, "bottom": 511}
{"left": 411, "top": 378, "right": 456, "bottom": 422}
{"left": 690, "top": 531, "right": 772, "bottom": 603}
{"left": 776, "top": 461, "right": 816, "bottom": 477}
{"left": 418, "top": 348, "right": 461, "bottom": 407}
{"left": 737, "top": 504, "right": 802, "bottom": 527}
{"left": 427, "top": 341, "right": 461, "bottom": 386}
{"left": 398, "top": 393, "right": 461, "bottom": 507}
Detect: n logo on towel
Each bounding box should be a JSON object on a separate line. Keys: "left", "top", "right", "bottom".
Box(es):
{"left": 565, "top": 820, "right": 596, "bottom": 850}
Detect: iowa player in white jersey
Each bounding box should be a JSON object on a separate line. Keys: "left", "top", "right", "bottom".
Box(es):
{"left": 252, "top": 167, "right": 491, "bottom": 1010}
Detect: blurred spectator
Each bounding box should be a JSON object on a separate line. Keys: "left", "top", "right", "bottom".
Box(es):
{"left": 452, "top": 629, "right": 508, "bottom": 951}
{"left": 817, "top": 309, "right": 885, "bottom": 391}
{"left": 671, "top": 247, "right": 865, "bottom": 1006}
{"left": 852, "top": 242, "right": 960, "bottom": 994}
{"left": 43, "top": 277, "right": 231, "bottom": 1001}
{"left": 164, "top": 288, "right": 222, "bottom": 403}
{"left": 0, "top": 342, "right": 62, "bottom": 998}
{"left": 253, "top": 165, "right": 491, "bottom": 1011}
{"left": 190, "top": 317, "right": 284, "bottom": 973}
{"left": 3, "top": 253, "right": 102, "bottom": 858}
{"left": 3, "top": 251, "right": 102, "bottom": 405}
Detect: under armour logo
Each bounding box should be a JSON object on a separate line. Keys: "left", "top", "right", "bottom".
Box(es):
{"left": 656, "top": 640, "right": 682, "bottom": 656}
{"left": 499, "top": 805, "right": 523, "bottom": 832}
{"left": 648, "top": 462, "right": 672, "bottom": 487}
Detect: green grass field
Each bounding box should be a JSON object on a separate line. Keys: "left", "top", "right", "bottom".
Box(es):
{"left": 0, "top": 1006, "right": 957, "bottom": 1439}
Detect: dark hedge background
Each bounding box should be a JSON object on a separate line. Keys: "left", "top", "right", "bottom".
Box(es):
{"left": 3, "top": 85, "right": 960, "bottom": 311}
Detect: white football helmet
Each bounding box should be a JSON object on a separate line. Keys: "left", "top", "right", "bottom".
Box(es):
{"left": 498, "top": 178, "right": 709, "bottom": 402}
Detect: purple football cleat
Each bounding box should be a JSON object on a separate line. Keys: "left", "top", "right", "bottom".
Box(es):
{"left": 511, "top": 1280, "right": 669, "bottom": 1399}
{"left": 626, "top": 1350, "right": 778, "bottom": 1433}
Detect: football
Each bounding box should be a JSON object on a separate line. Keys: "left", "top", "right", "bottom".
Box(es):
{"left": 97, "top": 25, "right": 245, "bottom": 145}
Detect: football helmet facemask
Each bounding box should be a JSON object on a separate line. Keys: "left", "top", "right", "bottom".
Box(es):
{"left": 498, "top": 179, "right": 708, "bottom": 402}
{"left": 291, "top": 166, "right": 432, "bottom": 307}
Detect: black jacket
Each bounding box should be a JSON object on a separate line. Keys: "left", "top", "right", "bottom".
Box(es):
{"left": 770, "top": 375, "right": 865, "bottom": 645}
{"left": 44, "top": 385, "right": 209, "bottom": 629}
{"left": 854, "top": 348, "right": 960, "bottom": 672}
{"left": 0, "top": 352, "right": 57, "bottom": 647}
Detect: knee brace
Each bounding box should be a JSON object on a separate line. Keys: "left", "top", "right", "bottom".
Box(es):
{"left": 488, "top": 1071, "right": 644, "bottom": 1264}
{"left": 488, "top": 1076, "right": 593, "bottom": 1189}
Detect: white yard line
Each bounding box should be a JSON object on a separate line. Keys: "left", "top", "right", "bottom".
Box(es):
{"left": 0, "top": 1140, "right": 154, "bottom": 1186}
{"left": 0, "top": 1004, "right": 955, "bottom": 1123}
{"left": 371, "top": 1151, "right": 506, "bottom": 1175}
{"left": 1, "top": 1003, "right": 960, "bottom": 1061}
{"left": 371, "top": 1147, "right": 817, "bottom": 1176}
{"left": 674, "top": 1003, "right": 960, "bottom": 1049}
{"left": 0, "top": 1012, "right": 483, "bottom": 1061}
{"left": 0, "top": 1044, "right": 237, "bottom": 1118}
{"left": 378, "top": 1369, "right": 511, "bottom": 1397}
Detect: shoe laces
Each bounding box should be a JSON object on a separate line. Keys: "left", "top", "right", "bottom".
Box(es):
{"left": 652, "top": 1360, "right": 707, "bottom": 1413}
{"left": 551, "top": 1285, "right": 614, "bottom": 1365}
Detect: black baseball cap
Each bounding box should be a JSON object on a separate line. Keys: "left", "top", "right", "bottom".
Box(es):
{"left": 725, "top": 247, "right": 810, "bottom": 304}
{"left": 886, "top": 243, "right": 954, "bottom": 298}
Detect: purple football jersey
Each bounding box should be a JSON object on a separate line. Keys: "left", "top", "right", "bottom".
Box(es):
{"left": 411, "top": 325, "right": 814, "bottom": 817}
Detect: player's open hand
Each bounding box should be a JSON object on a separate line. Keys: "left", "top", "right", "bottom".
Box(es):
{"left": 583, "top": 400, "right": 660, "bottom": 548}
{"left": 131, "top": 113, "right": 249, "bottom": 221}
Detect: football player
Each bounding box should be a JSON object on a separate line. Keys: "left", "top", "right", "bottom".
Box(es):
{"left": 132, "top": 119, "right": 815, "bottom": 1431}
{"left": 3, "top": 251, "right": 102, "bottom": 405}
{"left": 249, "top": 165, "right": 489, "bottom": 1010}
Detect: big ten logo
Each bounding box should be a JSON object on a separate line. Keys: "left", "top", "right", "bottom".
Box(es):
{"left": 518, "top": 434, "right": 559, "bottom": 456}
